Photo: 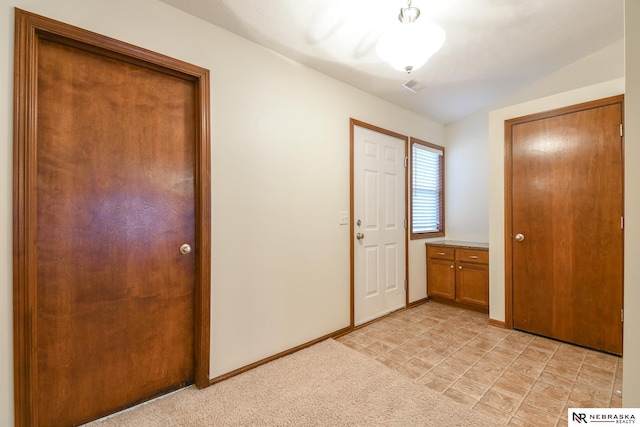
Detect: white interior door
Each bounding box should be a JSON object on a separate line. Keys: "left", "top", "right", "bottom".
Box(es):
{"left": 354, "top": 125, "right": 406, "bottom": 326}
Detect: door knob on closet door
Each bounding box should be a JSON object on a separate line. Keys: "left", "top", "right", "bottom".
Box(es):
{"left": 514, "top": 233, "right": 525, "bottom": 242}
{"left": 179, "top": 243, "right": 192, "bottom": 254}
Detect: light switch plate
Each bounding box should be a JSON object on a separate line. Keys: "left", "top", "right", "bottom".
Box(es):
{"left": 339, "top": 211, "right": 349, "bottom": 225}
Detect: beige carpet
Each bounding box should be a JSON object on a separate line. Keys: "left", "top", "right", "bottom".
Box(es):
{"left": 90, "top": 339, "right": 501, "bottom": 426}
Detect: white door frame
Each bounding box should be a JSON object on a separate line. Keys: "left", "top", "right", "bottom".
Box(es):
{"left": 350, "top": 119, "right": 409, "bottom": 326}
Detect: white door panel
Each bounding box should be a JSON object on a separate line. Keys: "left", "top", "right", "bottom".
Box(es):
{"left": 364, "top": 246, "right": 379, "bottom": 297}
{"left": 354, "top": 126, "right": 406, "bottom": 326}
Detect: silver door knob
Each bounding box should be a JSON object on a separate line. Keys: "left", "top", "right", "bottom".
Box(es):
{"left": 179, "top": 243, "right": 192, "bottom": 255}
{"left": 356, "top": 233, "right": 365, "bottom": 240}
{"left": 514, "top": 233, "right": 525, "bottom": 242}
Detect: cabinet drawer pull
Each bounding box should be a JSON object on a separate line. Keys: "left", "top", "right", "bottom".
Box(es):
{"left": 437, "top": 252, "right": 446, "bottom": 255}
{"left": 468, "top": 255, "right": 479, "bottom": 259}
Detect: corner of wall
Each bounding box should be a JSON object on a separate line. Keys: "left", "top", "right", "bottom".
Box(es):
{"left": 623, "top": 0, "right": 640, "bottom": 408}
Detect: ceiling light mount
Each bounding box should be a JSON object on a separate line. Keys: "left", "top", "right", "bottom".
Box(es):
{"left": 398, "top": 0, "right": 420, "bottom": 23}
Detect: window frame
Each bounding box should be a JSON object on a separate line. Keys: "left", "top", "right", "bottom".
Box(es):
{"left": 410, "top": 137, "right": 445, "bottom": 239}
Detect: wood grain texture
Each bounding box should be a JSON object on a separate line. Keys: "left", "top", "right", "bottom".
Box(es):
{"left": 426, "top": 245, "right": 489, "bottom": 312}
{"left": 426, "top": 247, "right": 456, "bottom": 300}
{"left": 508, "top": 96, "right": 624, "bottom": 355}
{"left": 13, "top": 9, "right": 211, "bottom": 426}
{"left": 36, "top": 38, "right": 196, "bottom": 425}
{"left": 456, "top": 249, "right": 489, "bottom": 308}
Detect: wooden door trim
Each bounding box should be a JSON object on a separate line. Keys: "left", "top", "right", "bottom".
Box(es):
{"left": 503, "top": 94, "right": 624, "bottom": 330}
{"left": 13, "top": 9, "right": 211, "bottom": 426}
{"left": 349, "top": 119, "right": 409, "bottom": 327}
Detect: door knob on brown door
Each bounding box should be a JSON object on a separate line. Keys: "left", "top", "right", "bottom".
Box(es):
{"left": 514, "top": 233, "right": 525, "bottom": 242}
{"left": 179, "top": 243, "right": 192, "bottom": 254}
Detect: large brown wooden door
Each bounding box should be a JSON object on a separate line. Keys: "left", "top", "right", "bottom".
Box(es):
{"left": 507, "top": 96, "right": 624, "bottom": 355}
{"left": 14, "top": 10, "right": 211, "bottom": 426}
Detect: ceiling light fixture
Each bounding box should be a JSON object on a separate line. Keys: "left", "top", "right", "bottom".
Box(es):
{"left": 376, "top": 0, "right": 446, "bottom": 74}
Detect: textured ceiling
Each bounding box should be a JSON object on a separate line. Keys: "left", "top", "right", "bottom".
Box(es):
{"left": 158, "top": 0, "right": 624, "bottom": 124}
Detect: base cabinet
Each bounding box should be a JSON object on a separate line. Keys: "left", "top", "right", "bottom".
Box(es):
{"left": 426, "top": 244, "right": 489, "bottom": 311}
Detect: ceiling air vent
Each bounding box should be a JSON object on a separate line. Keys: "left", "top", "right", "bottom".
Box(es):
{"left": 402, "top": 79, "right": 425, "bottom": 94}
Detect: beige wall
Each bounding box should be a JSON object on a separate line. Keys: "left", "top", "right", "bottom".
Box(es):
{"left": 1, "top": 1, "right": 636, "bottom": 424}
{"left": 496, "top": 39, "right": 624, "bottom": 110}
{"left": 623, "top": 0, "right": 640, "bottom": 407}
{"left": 445, "top": 112, "right": 490, "bottom": 242}
{"left": 0, "top": 0, "right": 445, "bottom": 424}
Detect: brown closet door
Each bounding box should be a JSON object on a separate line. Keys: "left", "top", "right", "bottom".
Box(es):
{"left": 34, "top": 37, "right": 196, "bottom": 425}
{"left": 510, "top": 99, "right": 623, "bottom": 354}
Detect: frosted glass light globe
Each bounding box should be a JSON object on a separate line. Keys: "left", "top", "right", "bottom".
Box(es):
{"left": 376, "top": 22, "right": 446, "bottom": 73}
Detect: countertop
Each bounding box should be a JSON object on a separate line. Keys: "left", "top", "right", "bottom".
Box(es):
{"left": 425, "top": 240, "right": 489, "bottom": 250}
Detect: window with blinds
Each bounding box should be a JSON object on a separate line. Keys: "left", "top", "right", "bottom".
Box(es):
{"left": 410, "top": 139, "right": 444, "bottom": 238}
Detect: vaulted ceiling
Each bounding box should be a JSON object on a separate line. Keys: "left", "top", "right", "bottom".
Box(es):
{"left": 159, "top": 0, "right": 624, "bottom": 124}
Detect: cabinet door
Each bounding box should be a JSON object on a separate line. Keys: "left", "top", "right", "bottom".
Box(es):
{"left": 456, "top": 262, "right": 488, "bottom": 307}
{"left": 427, "top": 258, "right": 455, "bottom": 300}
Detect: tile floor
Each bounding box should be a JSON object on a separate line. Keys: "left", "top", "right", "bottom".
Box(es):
{"left": 336, "top": 301, "right": 622, "bottom": 427}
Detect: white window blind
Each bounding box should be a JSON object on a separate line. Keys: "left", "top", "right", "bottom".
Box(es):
{"left": 412, "top": 143, "right": 443, "bottom": 234}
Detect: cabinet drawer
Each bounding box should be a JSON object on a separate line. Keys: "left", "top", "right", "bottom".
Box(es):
{"left": 456, "top": 249, "right": 488, "bottom": 264}
{"left": 427, "top": 246, "right": 455, "bottom": 260}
